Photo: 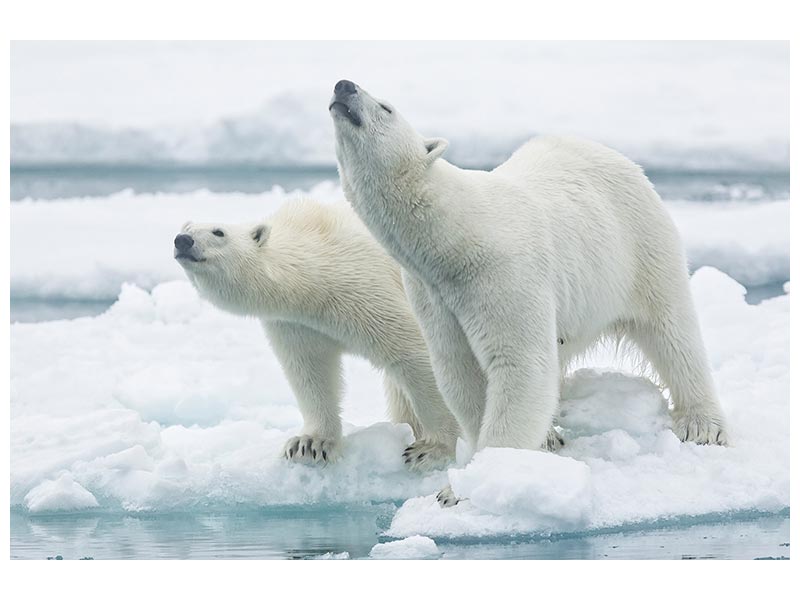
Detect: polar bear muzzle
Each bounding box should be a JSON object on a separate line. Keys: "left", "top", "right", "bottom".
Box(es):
{"left": 173, "top": 234, "right": 205, "bottom": 263}
{"left": 329, "top": 79, "right": 363, "bottom": 127}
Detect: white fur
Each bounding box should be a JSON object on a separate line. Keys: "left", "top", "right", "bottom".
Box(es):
{"left": 330, "top": 82, "right": 729, "bottom": 459}
{"left": 175, "top": 199, "right": 460, "bottom": 469}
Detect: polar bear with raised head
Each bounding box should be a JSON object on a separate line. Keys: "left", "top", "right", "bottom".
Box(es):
{"left": 329, "top": 80, "right": 728, "bottom": 501}
{"left": 174, "top": 199, "right": 460, "bottom": 470}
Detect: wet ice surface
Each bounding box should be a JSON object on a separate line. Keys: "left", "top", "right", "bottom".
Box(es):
{"left": 9, "top": 510, "right": 789, "bottom": 560}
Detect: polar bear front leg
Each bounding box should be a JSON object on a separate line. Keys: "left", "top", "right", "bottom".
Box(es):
{"left": 461, "top": 293, "right": 560, "bottom": 452}
{"left": 263, "top": 320, "right": 345, "bottom": 464}
{"left": 402, "top": 271, "right": 486, "bottom": 451}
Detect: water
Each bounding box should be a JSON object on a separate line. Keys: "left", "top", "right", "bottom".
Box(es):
{"left": 9, "top": 509, "right": 789, "bottom": 560}
{"left": 10, "top": 164, "right": 340, "bottom": 202}
{"left": 9, "top": 164, "right": 790, "bottom": 203}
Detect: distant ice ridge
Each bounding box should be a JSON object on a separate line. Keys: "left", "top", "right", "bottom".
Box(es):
{"left": 9, "top": 117, "right": 789, "bottom": 172}
{"left": 10, "top": 268, "right": 789, "bottom": 537}
{"left": 11, "top": 42, "right": 788, "bottom": 169}
{"left": 10, "top": 185, "right": 789, "bottom": 303}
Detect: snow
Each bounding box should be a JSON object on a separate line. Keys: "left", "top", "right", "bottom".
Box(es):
{"left": 369, "top": 536, "right": 441, "bottom": 559}
{"left": 10, "top": 187, "right": 789, "bottom": 305}
{"left": 10, "top": 266, "right": 788, "bottom": 540}
{"left": 11, "top": 42, "right": 788, "bottom": 170}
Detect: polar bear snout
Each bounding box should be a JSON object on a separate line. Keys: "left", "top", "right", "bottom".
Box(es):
{"left": 329, "top": 80, "right": 363, "bottom": 127}
{"left": 334, "top": 79, "right": 357, "bottom": 97}
{"left": 174, "top": 233, "right": 205, "bottom": 264}
{"left": 174, "top": 233, "right": 194, "bottom": 251}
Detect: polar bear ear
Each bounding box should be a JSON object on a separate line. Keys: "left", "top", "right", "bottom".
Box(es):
{"left": 251, "top": 223, "right": 270, "bottom": 246}
{"left": 423, "top": 137, "right": 449, "bottom": 165}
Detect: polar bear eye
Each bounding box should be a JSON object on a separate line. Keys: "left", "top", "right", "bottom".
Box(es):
{"left": 379, "top": 103, "right": 392, "bottom": 114}
{"left": 212, "top": 229, "right": 225, "bottom": 237}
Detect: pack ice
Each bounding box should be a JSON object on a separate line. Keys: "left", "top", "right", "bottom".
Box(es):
{"left": 10, "top": 265, "right": 788, "bottom": 541}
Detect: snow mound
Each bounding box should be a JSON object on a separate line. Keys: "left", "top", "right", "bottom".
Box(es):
{"left": 25, "top": 474, "right": 99, "bottom": 513}
{"left": 10, "top": 188, "right": 789, "bottom": 305}
{"left": 369, "top": 536, "right": 441, "bottom": 560}
{"left": 386, "top": 268, "right": 788, "bottom": 539}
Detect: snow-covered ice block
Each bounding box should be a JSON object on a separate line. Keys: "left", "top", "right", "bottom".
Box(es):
{"left": 25, "top": 474, "right": 99, "bottom": 513}
{"left": 450, "top": 449, "right": 591, "bottom": 525}
{"left": 387, "top": 450, "right": 591, "bottom": 540}
{"left": 369, "top": 535, "right": 441, "bottom": 559}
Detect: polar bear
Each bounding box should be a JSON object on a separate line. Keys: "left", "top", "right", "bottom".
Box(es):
{"left": 173, "top": 199, "right": 460, "bottom": 470}
{"left": 329, "top": 80, "right": 728, "bottom": 499}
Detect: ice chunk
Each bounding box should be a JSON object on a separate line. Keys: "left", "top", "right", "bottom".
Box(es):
{"left": 313, "top": 551, "right": 350, "bottom": 560}
{"left": 450, "top": 449, "right": 591, "bottom": 525}
{"left": 369, "top": 535, "right": 441, "bottom": 559}
{"left": 25, "top": 474, "right": 99, "bottom": 513}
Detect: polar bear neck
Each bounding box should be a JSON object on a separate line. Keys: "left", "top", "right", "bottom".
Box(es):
{"left": 338, "top": 156, "right": 468, "bottom": 279}
{"left": 189, "top": 253, "right": 303, "bottom": 320}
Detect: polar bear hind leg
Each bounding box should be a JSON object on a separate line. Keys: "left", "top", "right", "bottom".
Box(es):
{"left": 625, "top": 290, "right": 729, "bottom": 445}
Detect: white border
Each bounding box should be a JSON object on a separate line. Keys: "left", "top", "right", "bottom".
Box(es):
{"left": 2, "top": 0, "right": 796, "bottom": 597}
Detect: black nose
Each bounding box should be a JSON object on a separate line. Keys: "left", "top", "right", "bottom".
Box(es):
{"left": 334, "top": 79, "right": 356, "bottom": 97}
{"left": 174, "top": 234, "right": 194, "bottom": 251}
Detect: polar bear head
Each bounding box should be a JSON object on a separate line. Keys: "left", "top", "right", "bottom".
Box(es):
{"left": 173, "top": 220, "right": 270, "bottom": 315}
{"left": 329, "top": 80, "right": 449, "bottom": 185}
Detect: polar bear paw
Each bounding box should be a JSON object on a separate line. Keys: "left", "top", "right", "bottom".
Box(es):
{"left": 402, "top": 439, "right": 454, "bottom": 472}
{"left": 436, "top": 484, "right": 460, "bottom": 508}
{"left": 283, "top": 435, "right": 340, "bottom": 464}
{"left": 541, "top": 427, "right": 565, "bottom": 452}
{"left": 672, "top": 410, "right": 729, "bottom": 446}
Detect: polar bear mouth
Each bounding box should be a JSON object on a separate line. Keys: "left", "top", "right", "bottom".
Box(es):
{"left": 329, "top": 101, "right": 362, "bottom": 127}
{"left": 175, "top": 252, "right": 205, "bottom": 263}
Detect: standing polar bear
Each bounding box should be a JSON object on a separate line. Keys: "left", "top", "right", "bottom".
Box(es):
{"left": 329, "top": 80, "right": 728, "bottom": 495}
{"left": 174, "top": 199, "right": 460, "bottom": 470}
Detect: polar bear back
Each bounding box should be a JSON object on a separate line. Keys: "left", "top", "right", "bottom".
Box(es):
{"left": 484, "top": 136, "right": 686, "bottom": 340}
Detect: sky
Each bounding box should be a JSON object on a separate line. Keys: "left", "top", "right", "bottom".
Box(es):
{"left": 10, "top": 41, "right": 790, "bottom": 167}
